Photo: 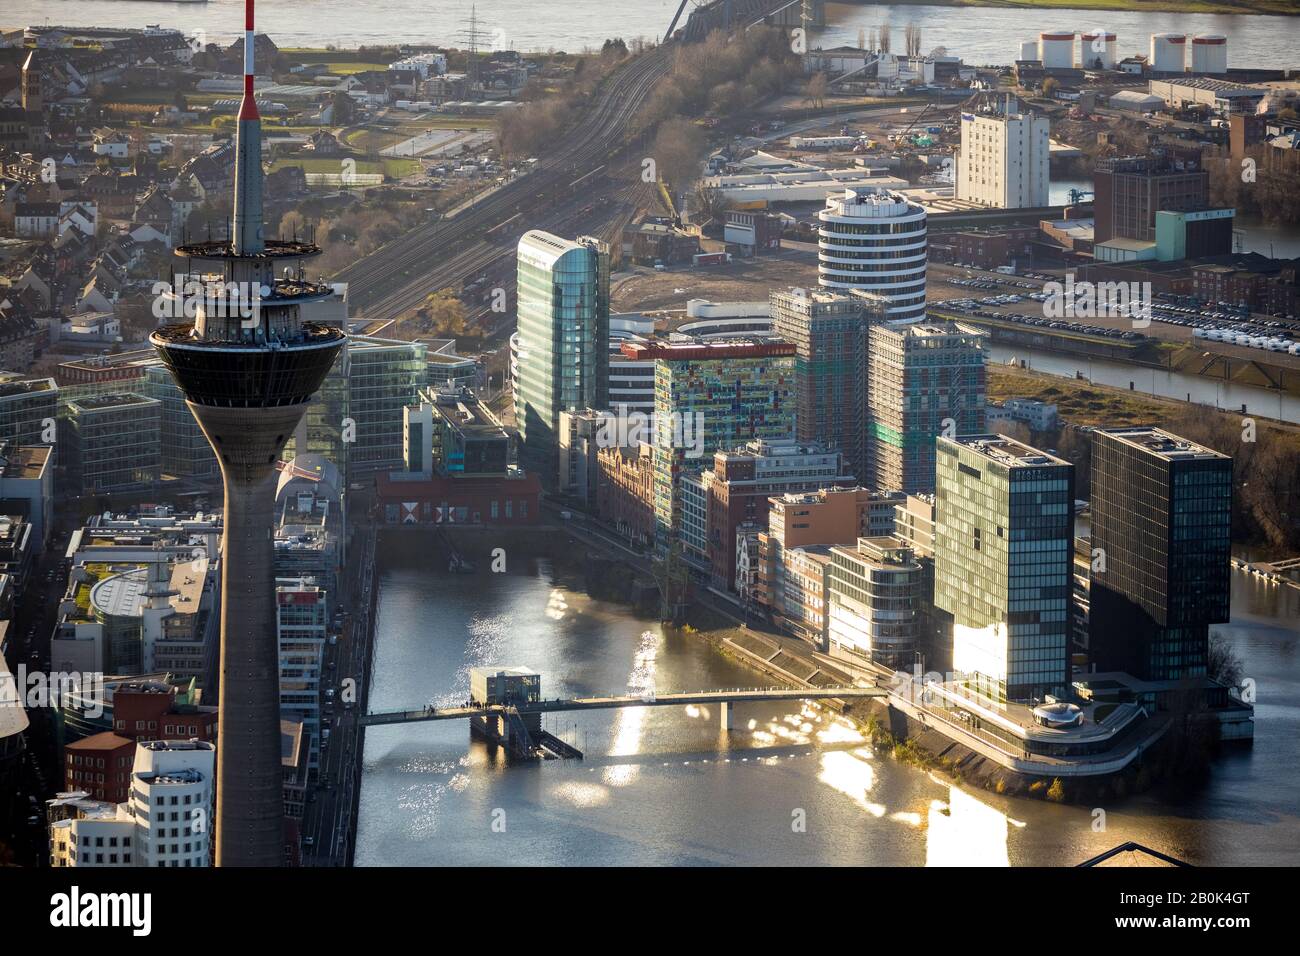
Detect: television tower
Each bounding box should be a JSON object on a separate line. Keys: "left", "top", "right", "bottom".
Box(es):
{"left": 150, "top": 0, "right": 346, "bottom": 866}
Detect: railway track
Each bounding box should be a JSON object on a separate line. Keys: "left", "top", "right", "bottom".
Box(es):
{"left": 336, "top": 47, "right": 671, "bottom": 323}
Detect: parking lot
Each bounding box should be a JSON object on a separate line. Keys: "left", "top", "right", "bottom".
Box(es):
{"left": 929, "top": 265, "right": 1300, "bottom": 367}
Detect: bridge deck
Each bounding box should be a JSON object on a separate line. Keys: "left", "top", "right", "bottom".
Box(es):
{"left": 361, "top": 686, "right": 886, "bottom": 726}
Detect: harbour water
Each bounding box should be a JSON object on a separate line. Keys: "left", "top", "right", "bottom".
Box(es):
{"left": 355, "top": 537, "right": 1300, "bottom": 866}
{"left": 10, "top": 1, "right": 1299, "bottom": 66}
{"left": 988, "top": 344, "right": 1300, "bottom": 424}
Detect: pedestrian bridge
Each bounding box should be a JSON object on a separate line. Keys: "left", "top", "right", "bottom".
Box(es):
{"left": 361, "top": 685, "right": 887, "bottom": 730}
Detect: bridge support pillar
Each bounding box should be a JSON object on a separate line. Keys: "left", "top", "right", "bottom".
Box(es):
{"left": 720, "top": 700, "right": 733, "bottom": 731}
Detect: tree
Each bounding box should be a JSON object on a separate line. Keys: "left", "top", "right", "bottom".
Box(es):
{"left": 278, "top": 210, "right": 307, "bottom": 241}
{"left": 330, "top": 91, "right": 355, "bottom": 126}
{"left": 1208, "top": 632, "right": 1244, "bottom": 689}
{"left": 692, "top": 183, "right": 732, "bottom": 224}
{"left": 650, "top": 118, "right": 706, "bottom": 190}
{"left": 806, "top": 72, "right": 829, "bottom": 109}
{"left": 1042, "top": 77, "right": 1060, "bottom": 99}
{"left": 412, "top": 288, "right": 466, "bottom": 337}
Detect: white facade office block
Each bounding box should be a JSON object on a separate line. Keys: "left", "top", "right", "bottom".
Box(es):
{"left": 49, "top": 740, "right": 216, "bottom": 867}
{"left": 957, "top": 103, "right": 1050, "bottom": 210}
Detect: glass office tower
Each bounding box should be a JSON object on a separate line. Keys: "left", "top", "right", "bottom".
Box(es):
{"left": 1089, "top": 427, "right": 1232, "bottom": 681}
{"left": 515, "top": 231, "right": 609, "bottom": 487}
{"left": 934, "top": 435, "right": 1074, "bottom": 703}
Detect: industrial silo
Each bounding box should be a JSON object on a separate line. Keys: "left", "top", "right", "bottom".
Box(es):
{"left": 1150, "top": 33, "right": 1187, "bottom": 73}
{"left": 1080, "top": 31, "right": 1117, "bottom": 70}
{"left": 1190, "top": 34, "right": 1228, "bottom": 74}
{"left": 1038, "top": 31, "right": 1075, "bottom": 70}
{"left": 1019, "top": 40, "right": 1039, "bottom": 62}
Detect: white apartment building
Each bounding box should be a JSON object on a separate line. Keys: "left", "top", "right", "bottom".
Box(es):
{"left": 49, "top": 739, "right": 216, "bottom": 867}
{"left": 957, "top": 100, "right": 1050, "bottom": 209}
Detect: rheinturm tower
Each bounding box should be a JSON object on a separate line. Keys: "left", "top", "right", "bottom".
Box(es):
{"left": 150, "top": 0, "right": 345, "bottom": 866}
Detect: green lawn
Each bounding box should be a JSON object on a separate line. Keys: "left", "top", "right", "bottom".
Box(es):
{"left": 277, "top": 49, "right": 396, "bottom": 73}
{"left": 270, "top": 157, "right": 382, "bottom": 175}
{"left": 342, "top": 127, "right": 404, "bottom": 151}
{"left": 382, "top": 158, "right": 422, "bottom": 179}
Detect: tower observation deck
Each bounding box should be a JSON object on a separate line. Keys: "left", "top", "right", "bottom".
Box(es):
{"left": 149, "top": 0, "right": 345, "bottom": 867}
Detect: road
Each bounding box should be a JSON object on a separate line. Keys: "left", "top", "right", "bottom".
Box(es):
{"left": 299, "top": 496, "right": 378, "bottom": 866}
{"left": 334, "top": 47, "right": 671, "bottom": 323}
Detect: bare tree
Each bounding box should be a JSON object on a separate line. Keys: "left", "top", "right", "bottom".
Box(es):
{"left": 650, "top": 118, "right": 706, "bottom": 190}
{"left": 806, "top": 72, "right": 829, "bottom": 109}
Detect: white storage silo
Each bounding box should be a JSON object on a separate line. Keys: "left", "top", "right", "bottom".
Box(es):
{"left": 1150, "top": 33, "right": 1187, "bottom": 73}
{"left": 1039, "top": 31, "right": 1075, "bottom": 70}
{"left": 1080, "top": 31, "right": 1117, "bottom": 70}
{"left": 1019, "top": 40, "right": 1039, "bottom": 62}
{"left": 1191, "top": 34, "right": 1228, "bottom": 74}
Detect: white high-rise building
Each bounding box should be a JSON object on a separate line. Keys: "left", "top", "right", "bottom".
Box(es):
{"left": 957, "top": 98, "right": 1051, "bottom": 209}
{"left": 49, "top": 739, "right": 216, "bottom": 867}
{"left": 817, "top": 188, "right": 928, "bottom": 322}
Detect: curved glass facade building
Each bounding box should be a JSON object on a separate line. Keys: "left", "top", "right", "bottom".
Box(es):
{"left": 818, "top": 187, "right": 928, "bottom": 322}
{"left": 514, "top": 231, "right": 609, "bottom": 486}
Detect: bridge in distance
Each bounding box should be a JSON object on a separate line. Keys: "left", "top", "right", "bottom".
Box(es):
{"left": 361, "top": 685, "right": 888, "bottom": 731}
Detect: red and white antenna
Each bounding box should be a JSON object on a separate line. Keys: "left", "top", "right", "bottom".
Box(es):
{"left": 231, "top": 0, "right": 265, "bottom": 255}
{"left": 240, "top": 0, "right": 259, "bottom": 120}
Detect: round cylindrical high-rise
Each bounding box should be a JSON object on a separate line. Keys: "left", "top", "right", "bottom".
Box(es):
{"left": 817, "top": 187, "right": 927, "bottom": 322}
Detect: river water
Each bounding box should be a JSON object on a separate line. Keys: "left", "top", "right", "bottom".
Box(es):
{"left": 10, "top": 1, "right": 1299, "bottom": 66}
{"left": 988, "top": 345, "right": 1300, "bottom": 424}
{"left": 355, "top": 536, "right": 1300, "bottom": 866}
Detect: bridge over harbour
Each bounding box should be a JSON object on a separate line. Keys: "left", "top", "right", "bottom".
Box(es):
{"left": 361, "top": 685, "right": 887, "bottom": 731}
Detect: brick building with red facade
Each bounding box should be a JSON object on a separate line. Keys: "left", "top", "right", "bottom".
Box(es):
{"left": 596, "top": 444, "right": 655, "bottom": 546}
{"left": 375, "top": 471, "right": 542, "bottom": 526}
{"left": 110, "top": 680, "right": 219, "bottom": 743}
{"left": 64, "top": 731, "right": 136, "bottom": 804}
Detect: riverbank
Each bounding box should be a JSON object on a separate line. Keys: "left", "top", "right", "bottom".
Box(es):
{"left": 838, "top": 0, "right": 1299, "bottom": 15}
{"left": 988, "top": 363, "right": 1300, "bottom": 437}
{"left": 671, "top": 600, "right": 1205, "bottom": 807}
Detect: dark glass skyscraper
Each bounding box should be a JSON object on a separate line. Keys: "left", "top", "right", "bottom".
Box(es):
{"left": 150, "top": 0, "right": 345, "bottom": 866}
{"left": 1089, "top": 427, "right": 1232, "bottom": 681}
{"left": 934, "top": 435, "right": 1074, "bottom": 703}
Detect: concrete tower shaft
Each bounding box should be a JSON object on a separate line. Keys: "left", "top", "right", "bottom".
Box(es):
{"left": 149, "top": 0, "right": 346, "bottom": 867}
